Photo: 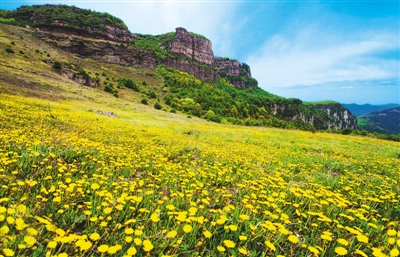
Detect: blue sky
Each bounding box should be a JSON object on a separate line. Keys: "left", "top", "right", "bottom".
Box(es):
{"left": 2, "top": 0, "right": 399, "bottom": 105}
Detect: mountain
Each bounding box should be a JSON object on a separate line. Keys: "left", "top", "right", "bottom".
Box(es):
{"left": 0, "top": 4, "right": 357, "bottom": 131}
{"left": 358, "top": 107, "right": 400, "bottom": 134}
{"left": 342, "top": 103, "right": 400, "bottom": 117}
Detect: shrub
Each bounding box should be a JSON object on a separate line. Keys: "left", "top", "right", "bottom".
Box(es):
{"left": 52, "top": 61, "right": 62, "bottom": 69}
{"left": 147, "top": 90, "right": 157, "bottom": 99}
{"left": 141, "top": 98, "right": 148, "bottom": 105}
{"left": 5, "top": 47, "right": 14, "bottom": 54}
{"left": 104, "top": 84, "right": 114, "bottom": 93}
{"left": 342, "top": 128, "right": 352, "bottom": 135}
{"left": 118, "top": 78, "right": 140, "bottom": 92}
{"left": 154, "top": 102, "right": 162, "bottom": 110}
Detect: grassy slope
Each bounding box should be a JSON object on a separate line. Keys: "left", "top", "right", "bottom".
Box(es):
{"left": 1, "top": 25, "right": 400, "bottom": 257}
{"left": 358, "top": 108, "right": 400, "bottom": 135}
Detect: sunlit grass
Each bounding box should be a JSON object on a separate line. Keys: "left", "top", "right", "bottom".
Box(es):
{"left": 0, "top": 94, "right": 399, "bottom": 257}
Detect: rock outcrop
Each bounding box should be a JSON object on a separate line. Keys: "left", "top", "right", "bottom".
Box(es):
{"left": 36, "top": 32, "right": 157, "bottom": 69}
{"left": 215, "top": 57, "right": 257, "bottom": 88}
{"left": 36, "top": 23, "right": 134, "bottom": 44}
{"left": 215, "top": 58, "right": 241, "bottom": 76}
{"left": 169, "top": 28, "right": 214, "bottom": 65}
{"left": 317, "top": 104, "right": 357, "bottom": 129}
{"left": 161, "top": 57, "right": 218, "bottom": 82}
{"left": 160, "top": 28, "right": 217, "bottom": 82}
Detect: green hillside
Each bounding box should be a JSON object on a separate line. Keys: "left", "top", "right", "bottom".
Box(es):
{"left": 358, "top": 107, "right": 400, "bottom": 135}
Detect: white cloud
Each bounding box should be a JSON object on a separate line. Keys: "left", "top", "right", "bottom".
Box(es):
{"left": 247, "top": 26, "right": 399, "bottom": 90}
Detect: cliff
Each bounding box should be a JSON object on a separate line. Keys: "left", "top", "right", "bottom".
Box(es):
{"left": 161, "top": 28, "right": 218, "bottom": 82}
{"left": 215, "top": 57, "right": 258, "bottom": 88}
{"left": 35, "top": 31, "right": 157, "bottom": 69}
{"left": 169, "top": 27, "right": 214, "bottom": 66}
{"left": 0, "top": 5, "right": 358, "bottom": 131}
{"left": 2, "top": 5, "right": 134, "bottom": 43}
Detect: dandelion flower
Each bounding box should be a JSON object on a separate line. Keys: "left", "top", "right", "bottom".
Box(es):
{"left": 228, "top": 224, "right": 238, "bottom": 231}
{"left": 47, "top": 241, "right": 57, "bottom": 249}
{"left": 308, "top": 246, "right": 319, "bottom": 255}
{"left": 167, "top": 230, "right": 178, "bottom": 238}
{"left": 3, "top": 248, "right": 14, "bottom": 256}
{"left": 98, "top": 244, "right": 109, "bottom": 253}
{"left": 265, "top": 240, "right": 276, "bottom": 251}
{"left": 203, "top": 230, "right": 212, "bottom": 238}
{"left": 104, "top": 207, "right": 112, "bottom": 214}
{"left": 183, "top": 224, "right": 192, "bottom": 233}
{"left": 134, "top": 229, "right": 143, "bottom": 236}
{"left": 288, "top": 235, "right": 299, "bottom": 244}
{"left": 150, "top": 213, "right": 159, "bottom": 223}
{"left": 223, "top": 240, "right": 235, "bottom": 248}
{"left": 335, "top": 247, "right": 348, "bottom": 255}
{"left": 127, "top": 247, "right": 137, "bottom": 255}
{"left": 217, "top": 246, "right": 226, "bottom": 252}
{"left": 357, "top": 234, "right": 368, "bottom": 243}
{"left": 354, "top": 249, "right": 368, "bottom": 257}
{"left": 239, "top": 248, "right": 248, "bottom": 254}
{"left": 390, "top": 248, "right": 399, "bottom": 257}
{"left": 0, "top": 225, "right": 10, "bottom": 236}
{"left": 143, "top": 239, "right": 154, "bottom": 252}
{"left": 337, "top": 238, "right": 349, "bottom": 246}
{"left": 134, "top": 238, "right": 142, "bottom": 246}
{"left": 125, "top": 228, "right": 134, "bottom": 235}
{"left": 89, "top": 232, "right": 100, "bottom": 241}
{"left": 91, "top": 183, "right": 100, "bottom": 190}
{"left": 24, "top": 235, "right": 36, "bottom": 247}
{"left": 388, "top": 230, "right": 397, "bottom": 236}
{"left": 108, "top": 245, "right": 121, "bottom": 254}
{"left": 239, "top": 214, "right": 249, "bottom": 221}
{"left": 239, "top": 235, "right": 247, "bottom": 241}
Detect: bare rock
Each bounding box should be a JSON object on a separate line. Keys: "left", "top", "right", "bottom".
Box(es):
{"left": 96, "top": 110, "right": 117, "bottom": 118}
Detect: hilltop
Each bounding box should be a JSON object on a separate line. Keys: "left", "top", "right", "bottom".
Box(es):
{"left": 0, "top": 4, "right": 362, "bottom": 132}
{"left": 358, "top": 107, "right": 400, "bottom": 135}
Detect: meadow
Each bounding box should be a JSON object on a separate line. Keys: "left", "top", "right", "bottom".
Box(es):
{"left": 0, "top": 93, "right": 399, "bottom": 257}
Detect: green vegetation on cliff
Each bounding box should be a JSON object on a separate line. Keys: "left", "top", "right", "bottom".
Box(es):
{"left": 133, "top": 33, "right": 176, "bottom": 59}
{"left": 160, "top": 67, "right": 339, "bottom": 130}
{"left": 0, "top": 5, "right": 128, "bottom": 31}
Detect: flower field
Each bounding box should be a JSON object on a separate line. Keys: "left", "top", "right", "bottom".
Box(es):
{"left": 0, "top": 94, "right": 399, "bottom": 257}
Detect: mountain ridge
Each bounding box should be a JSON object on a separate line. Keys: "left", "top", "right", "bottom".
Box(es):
{"left": 1, "top": 4, "right": 358, "bottom": 131}
{"left": 342, "top": 103, "right": 400, "bottom": 117}
{"left": 357, "top": 107, "right": 400, "bottom": 135}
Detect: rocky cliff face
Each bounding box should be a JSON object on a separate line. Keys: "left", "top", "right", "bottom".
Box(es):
{"left": 215, "top": 58, "right": 240, "bottom": 76}
{"left": 36, "top": 23, "right": 134, "bottom": 44}
{"left": 161, "top": 57, "right": 218, "bottom": 82}
{"left": 36, "top": 32, "right": 157, "bottom": 69}
{"left": 317, "top": 104, "right": 358, "bottom": 129}
{"left": 160, "top": 28, "right": 217, "bottom": 82}
{"left": 169, "top": 28, "right": 214, "bottom": 65}
{"left": 269, "top": 102, "right": 357, "bottom": 130}
{"left": 215, "top": 57, "right": 257, "bottom": 88}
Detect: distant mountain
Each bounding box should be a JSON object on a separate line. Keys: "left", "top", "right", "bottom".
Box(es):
{"left": 358, "top": 107, "right": 400, "bottom": 134}
{"left": 342, "top": 103, "right": 400, "bottom": 117}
